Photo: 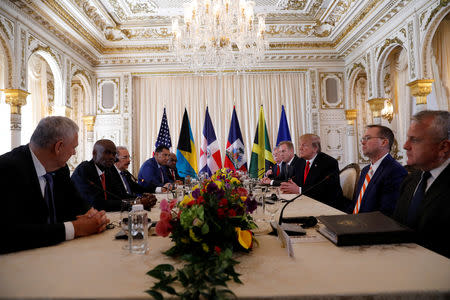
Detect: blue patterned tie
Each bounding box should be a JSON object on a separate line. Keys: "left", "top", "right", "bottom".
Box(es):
{"left": 43, "top": 173, "right": 56, "bottom": 224}
{"left": 407, "top": 171, "right": 431, "bottom": 227}
{"left": 120, "top": 171, "right": 132, "bottom": 194}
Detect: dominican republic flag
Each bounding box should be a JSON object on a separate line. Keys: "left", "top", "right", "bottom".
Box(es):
{"left": 176, "top": 109, "right": 198, "bottom": 178}
{"left": 224, "top": 106, "right": 247, "bottom": 172}
{"left": 276, "top": 105, "right": 292, "bottom": 146}
{"left": 155, "top": 107, "right": 172, "bottom": 150}
{"left": 199, "top": 107, "right": 222, "bottom": 176}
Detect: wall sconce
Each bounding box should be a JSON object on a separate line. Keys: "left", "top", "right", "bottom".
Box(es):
{"left": 381, "top": 99, "right": 394, "bottom": 123}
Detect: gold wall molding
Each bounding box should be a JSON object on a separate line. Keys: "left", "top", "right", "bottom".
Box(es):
{"left": 82, "top": 115, "right": 96, "bottom": 132}
{"left": 425, "top": 0, "right": 449, "bottom": 29}
{"left": 367, "top": 98, "right": 386, "bottom": 118}
{"left": 0, "top": 26, "right": 13, "bottom": 87}
{"left": 345, "top": 109, "right": 357, "bottom": 125}
{"left": 1, "top": 89, "right": 30, "bottom": 114}
{"left": 407, "top": 79, "right": 434, "bottom": 105}
{"left": 377, "top": 37, "right": 403, "bottom": 60}
{"left": 131, "top": 68, "right": 308, "bottom": 76}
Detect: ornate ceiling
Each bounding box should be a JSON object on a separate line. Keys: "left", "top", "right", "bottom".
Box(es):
{"left": 5, "top": 0, "right": 408, "bottom": 66}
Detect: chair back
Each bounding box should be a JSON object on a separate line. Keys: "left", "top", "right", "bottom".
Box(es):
{"left": 339, "top": 163, "right": 361, "bottom": 200}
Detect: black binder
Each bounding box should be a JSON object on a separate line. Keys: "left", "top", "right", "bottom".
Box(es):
{"left": 318, "top": 211, "right": 415, "bottom": 246}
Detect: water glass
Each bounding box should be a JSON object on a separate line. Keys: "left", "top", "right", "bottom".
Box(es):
{"left": 120, "top": 198, "right": 141, "bottom": 231}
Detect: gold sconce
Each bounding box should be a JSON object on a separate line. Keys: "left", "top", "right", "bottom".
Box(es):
{"left": 381, "top": 99, "right": 394, "bottom": 123}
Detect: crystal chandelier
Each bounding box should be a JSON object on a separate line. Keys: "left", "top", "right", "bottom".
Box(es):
{"left": 171, "top": 0, "right": 267, "bottom": 73}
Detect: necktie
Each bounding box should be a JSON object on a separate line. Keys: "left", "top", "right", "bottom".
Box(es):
{"left": 43, "top": 173, "right": 56, "bottom": 224}
{"left": 159, "top": 167, "right": 164, "bottom": 183}
{"left": 303, "top": 161, "right": 310, "bottom": 184}
{"left": 120, "top": 171, "right": 132, "bottom": 194}
{"left": 407, "top": 171, "right": 432, "bottom": 227}
{"left": 100, "top": 173, "right": 107, "bottom": 200}
{"left": 276, "top": 164, "right": 280, "bottom": 177}
{"left": 353, "top": 166, "right": 374, "bottom": 214}
{"left": 171, "top": 169, "right": 175, "bottom": 180}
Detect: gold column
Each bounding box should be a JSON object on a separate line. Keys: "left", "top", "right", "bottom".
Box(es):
{"left": 367, "top": 98, "right": 386, "bottom": 119}
{"left": 82, "top": 115, "right": 96, "bottom": 132}
{"left": 1, "top": 89, "right": 29, "bottom": 114}
{"left": 345, "top": 109, "right": 357, "bottom": 125}
{"left": 407, "top": 79, "right": 434, "bottom": 105}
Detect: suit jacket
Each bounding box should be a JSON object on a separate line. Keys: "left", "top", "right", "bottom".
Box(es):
{"left": 0, "top": 145, "right": 89, "bottom": 254}
{"left": 272, "top": 155, "right": 301, "bottom": 186}
{"left": 167, "top": 166, "right": 184, "bottom": 182}
{"left": 71, "top": 160, "right": 122, "bottom": 211}
{"left": 138, "top": 157, "right": 173, "bottom": 189}
{"left": 393, "top": 164, "right": 450, "bottom": 258}
{"left": 348, "top": 154, "right": 407, "bottom": 216}
{"left": 293, "top": 152, "right": 343, "bottom": 208}
{"left": 110, "top": 167, "right": 156, "bottom": 196}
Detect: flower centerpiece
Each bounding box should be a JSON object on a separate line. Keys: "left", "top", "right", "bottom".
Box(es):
{"left": 147, "top": 168, "right": 258, "bottom": 299}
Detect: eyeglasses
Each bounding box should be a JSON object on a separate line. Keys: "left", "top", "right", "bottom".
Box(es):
{"left": 360, "top": 136, "right": 386, "bottom": 142}
{"left": 118, "top": 155, "right": 131, "bottom": 160}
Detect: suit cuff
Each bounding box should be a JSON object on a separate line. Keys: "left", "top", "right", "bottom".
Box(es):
{"left": 65, "top": 222, "right": 75, "bottom": 240}
{"left": 156, "top": 187, "right": 162, "bottom": 193}
{"left": 270, "top": 180, "right": 274, "bottom": 186}
{"left": 298, "top": 187, "right": 302, "bottom": 194}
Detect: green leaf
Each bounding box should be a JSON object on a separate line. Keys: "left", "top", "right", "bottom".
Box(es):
{"left": 201, "top": 223, "right": 209, "bottom": 234}
{"left": 145, "top": 289, "right": 163, "bottom": 300}
{"left": 159, "top": 285, "right": 178, "bottom": 295}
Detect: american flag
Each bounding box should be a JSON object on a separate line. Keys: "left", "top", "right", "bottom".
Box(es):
{"left": 155, "top": 107, "right": 172, "bottom": 149}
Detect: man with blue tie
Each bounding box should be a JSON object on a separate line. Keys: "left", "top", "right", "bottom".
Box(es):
{"left": 349, "top": 125, "right": 407, "bottom": 216}
{"left": 0, "top": 116, "right": 109, "bottom": 254}
{"left": 138, "top": 145, "right": 173, "bottom": 192}
{"left": 394, "top": 110, "right": 449, "bottom": 258}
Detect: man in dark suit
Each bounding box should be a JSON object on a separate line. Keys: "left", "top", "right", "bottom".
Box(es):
{"left": 394, "top": 110, "right": 449, "bottom": 258}
{"left": 280, "top": 134, "right": 343, "bottom": 208}
{"left": 0, "top": 116, "right": 108, "bottom": 254}
{"left": 166, "top": 152, "right": 184, "bottom": 183}
{"left": 71, "top": 139, "right": 122, "bottom": 211}
{"left": 138, "top": 145, "right": 173, "bottom": 192}
{"left": 261, "top": 141, "right": 299, "bottom": 186}
{"left": 349, "top": 125, "right": 407, "bottom": 216}
{"left": 111, "top": 146, "right": 157, "bottom": 210}
{"left": 265, "top": 146, "right": 281, "bottom": 179}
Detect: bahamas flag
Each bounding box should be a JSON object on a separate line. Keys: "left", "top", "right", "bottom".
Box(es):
{"left": 176, "top": 109, "right": 198, "bottom": 178}
{"left": 276, "top": 105, "right": 292, "bottom": 146}
{"left": 249, "top": 106, "right": 275, "bottom": 178}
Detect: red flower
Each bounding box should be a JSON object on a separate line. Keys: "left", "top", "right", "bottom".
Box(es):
{"left": 237, "top": 187, "right": 248, "bottom": 197}
{"left": 155, "top": 220, "right": 172, "bottom": 237}
{"left": 187, "top": 200, "right": 195, "bottom": 206}
{"left": 228, "top": 209, "right": 237, "bottom": 217}
{"left": 214, "top": 246, "right": 221, "bottom": 254}
{"left": 219, "top": 198, "right": 228, "bottom": 207}
{"left": 217, "top": 208, "right": 226, "bottom": 219}
{"left": 196, "top": 195, "right": 205, "bottom": 205}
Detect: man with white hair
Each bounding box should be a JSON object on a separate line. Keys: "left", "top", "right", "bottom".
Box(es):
{"left": 394, "top": 110, "right": 450, "bottom": 258}
{"left": 0, "top": 116, "right": 109, "bottom": 254}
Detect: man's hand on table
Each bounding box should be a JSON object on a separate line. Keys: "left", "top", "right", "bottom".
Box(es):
{"left": 280, "top": 179, "right": 300, "bottom": 194}
{"left": 260, "top": 177, "right": 271, "bottom": 185}
{"left": 140, "top": 193, "right": 157, "bottom": 210}
{"left": 73, "top": 208, "right": 110, "bottom": 237}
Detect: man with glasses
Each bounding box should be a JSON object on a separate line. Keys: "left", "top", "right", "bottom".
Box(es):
{"left": 348, "top": 125, "right": 407, "bottom": 216}
{"left": 394, "top": 110, "right": 449, "bottom": 258}
{"left": 111, "top": 146, "right": 157, "bottom": 210}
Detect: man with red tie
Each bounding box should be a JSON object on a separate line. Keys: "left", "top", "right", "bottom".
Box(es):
{"left": 166, "top": 152, "right": 183, "bottom": 184}
{"left": 71, "top": 139, "right": 122, "bottom": 211}
{"left": 280, "top": 134, "right": 343, "bottom": 209}
{"left": 349, "top": 125, "right": 407, "bottom": 216}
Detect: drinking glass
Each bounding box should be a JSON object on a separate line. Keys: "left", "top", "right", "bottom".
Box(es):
{"left": 265, "top": 198, "right": 282, "bottom": 222}
{"left": 120, "top": 198, "right": 141, "bottom": 231}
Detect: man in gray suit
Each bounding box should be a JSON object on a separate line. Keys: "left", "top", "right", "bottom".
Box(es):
{"left": 394, "top": 110, "right": 449, "bottom": 258}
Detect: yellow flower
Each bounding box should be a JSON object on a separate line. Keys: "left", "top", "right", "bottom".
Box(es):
{"left": 230, "top": 177, "right": 240, "bottom": 185}
{"left": 214, "top": 180, "right": 224, "bottom": 189}
{"left": 235, "top": 227, "right": 252, "bottom": 250}
{"left": 180, "top": 194, "right": 193, "bottom": 206}
{"left": 240, "top": 196, "right": 247, "bottom": 202}
{"left": 189, "top": 228, "right": 202, "bottom": 242}
{"left": 202, "top": 243, "right": 209, "bottom": 252}
{"left": 181, "top": 238, "right": 189, "bottom": 244}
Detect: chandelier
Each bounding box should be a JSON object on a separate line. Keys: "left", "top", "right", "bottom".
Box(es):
{"left": 171, "top": 0, "right": 267, "bottom": 73}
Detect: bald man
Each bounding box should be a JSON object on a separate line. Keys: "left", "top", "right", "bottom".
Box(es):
{"left": 71, "top": 139, "right": 123, "bottom": 211}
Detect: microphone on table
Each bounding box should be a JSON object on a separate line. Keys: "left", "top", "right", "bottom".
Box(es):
{"left": 278, "top": 172, "right": 338, "bottom": 226}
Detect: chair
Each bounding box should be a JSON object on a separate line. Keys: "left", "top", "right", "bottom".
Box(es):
{"left": 339, "top": 163, "right": 361, "bottom": 201}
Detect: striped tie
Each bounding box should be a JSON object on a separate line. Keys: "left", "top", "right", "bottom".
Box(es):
{"left": 353, "top": 166, "right": 374, "bottom": 214}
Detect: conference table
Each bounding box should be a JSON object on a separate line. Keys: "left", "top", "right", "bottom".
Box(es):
{"left": 1, "top": 194, "right": 449, "bottom": 299}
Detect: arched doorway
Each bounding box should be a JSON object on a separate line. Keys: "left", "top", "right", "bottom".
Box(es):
{"left": 428, "top": 12, "right": 450, "bottom": 111}
{"left": 0, "top": 43, "right": 10, "bottom": 154}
